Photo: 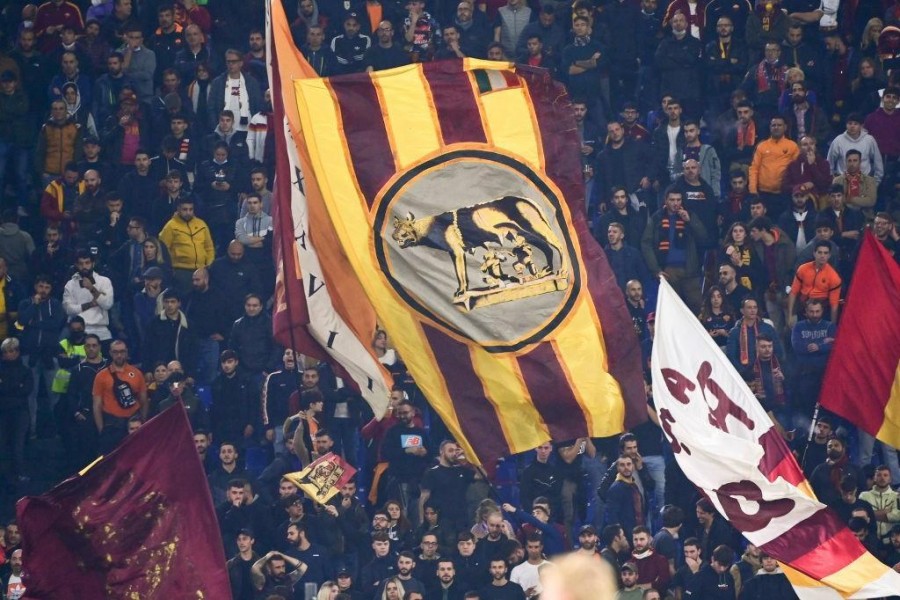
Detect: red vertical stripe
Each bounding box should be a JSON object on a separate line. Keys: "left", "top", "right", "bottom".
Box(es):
{"left": 757, "top": 428, "right": 807, "bottom": 487}
{"left": 759, "top": 509, "right": 866, "bottom": 578}
{"left": 422, "top": 61, "right": 488, "bottom": 146}
{"left": 422, "top": 324, "right": 509, "bottom": 474}
{"left": 328, "top": 74, "right": 396, "bottom": 208}
{"left": 517, "top": 342, "right": 589, "bottom": 442}
{"left": 520, "top": 65, "right": 647, "bottom": 429}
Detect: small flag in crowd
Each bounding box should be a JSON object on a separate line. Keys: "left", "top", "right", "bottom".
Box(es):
{"left": 819, "top": 231, "right": 900, "bottom": 448}
{"left": 16, "top": 403, "right": 230, "bottom": 600}
{"left": 651, "top": 277, "right": 900, "bottom": 598}
{"left": 283, "top": 453, "right": 357, "bottom": 505}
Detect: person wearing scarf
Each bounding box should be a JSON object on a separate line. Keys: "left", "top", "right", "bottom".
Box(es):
{"left": 207, "top": 50, "right": 263, "bottom": 133}
{"left": 603, "top": 455, "right": 645, "bottom": 537}
{"left": 809, "top": 436, "right": 864, "bottom": 510}
{"left": 748, "top": 334, "right": 787, "bottom": 422}
{"left": 726, "top": 297, "right": 782, "bottom": 377}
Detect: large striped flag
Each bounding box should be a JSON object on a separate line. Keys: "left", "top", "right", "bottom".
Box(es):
{"left": 819, "top": 232, "right": 900, "bottom": 448}
{"left": 268, "top": 1, "right": 646, "bottom": 469}
{"left": 652, "top": 278, "right": 900, "bottom": 598}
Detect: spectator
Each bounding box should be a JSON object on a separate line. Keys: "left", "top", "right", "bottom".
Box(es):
{"left": 833, "top": 149, "right": 878, "bottom": 212}
{"left": 726, "top": 296, "right": 783, "bottom": 378}
{"left": 603, "top": 455, "right": 645, "bottom": 536}
{"left": 827, "top": 113, "right": 884, "bottom": 183}
{"left": 62, "top": 250, "right": 114, "bottom": 344}
{"left": 0, "top": 338, "right": 35, "bottom": 483}
{"left": 809, "top": 436, "right": 864, "bottom": 510}
{"left": 210, "top": 348, "right": 256, "bottom": 449}
{"left": 776, "top": 187, "right": 817, "bottom": 250}
{"left": 787, "top": 241, "right": 841, "bottom": 324}
{"left": 157, "top": 197, "right": 215, "bottom": 293}
{"left": 0, "top": 210, "right": 35, "bottom": 281}
{"left": 780, "top": 134, "right": 832, "bottom": 203}
{"left": 561, "top": 17, "right": 607, "bottom": 122}
{"left": 748, "top": 217, "right": 795, "bottom": 333}
{"left": 118, "top": 25, "right": 155, "bottom": 102}
{"left": 34, "top": 0, "right": 85, "bottom": 54}
{"left": 209, "top": 240, "right": 262, "bottom": 324}
{"left": 36, "top": 99, "right": 84, "bottom": 184}
{"left": 654, "top": 12, "right": 704, "bottom": 118}
{"left": 365, "top": 21, "right": 411, "bottom": 72}
{"left": 0, "top": 70, "right": 32, "bottom": 216}
{"left": 302, "top": 26, "right": 339, "bottom": 78}
{"left": 91, "top": 338, "right": 146, "bottom": 452}
{"left": 748, "top": 115, "right": 799, "bottom": 217}
{"left": 100, "top": 88, "right": 150, "bottom": 174}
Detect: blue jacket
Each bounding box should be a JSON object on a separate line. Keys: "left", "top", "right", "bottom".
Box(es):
{"left": 726, "top": 318, "right": 783, "bottom": 378}
{"left": 16, "top": 297, "right": 66, "bottom": 361}
{"left": 791, "top": 318, "right": 836, "bottom": 370}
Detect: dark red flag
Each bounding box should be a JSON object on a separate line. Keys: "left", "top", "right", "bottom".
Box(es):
{"left": 16, "top": 403, "right": 231, "bottom": 599}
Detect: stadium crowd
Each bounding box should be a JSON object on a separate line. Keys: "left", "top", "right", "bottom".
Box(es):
{"left": 1, "top": 0, "right": 900, "bottom": 598}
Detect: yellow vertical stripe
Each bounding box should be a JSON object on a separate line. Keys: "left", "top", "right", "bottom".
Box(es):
{"left": 469, "top": 348, "right": 549, "bottom": 453}
{"left": 877, "top": 362, "right": 900, "bottom": 448}
{"left": 553, "top": 296, "right": 626, "bottom": 436}
{"left": 478, "top": 86, "right": 542, "bottom": 168}
{"left": 371, "top": 65, "right": 442, "bottom": 170}
{"left": 293, "top": 77, "right": 481, "bottom": 461}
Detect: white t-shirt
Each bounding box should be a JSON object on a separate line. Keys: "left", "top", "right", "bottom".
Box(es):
{"left": 510, "top": 560, "right": 551, "bottom": 596}
{"left": 819, "top": 0, "right": 839, "bottom": 28}
{"left": 6, "top": 574, "right": 26, "bottom": 600}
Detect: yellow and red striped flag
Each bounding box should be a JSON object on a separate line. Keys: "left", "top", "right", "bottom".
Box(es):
{"left": 819, "top": 232, "right": 900, "bottom": 447}
{"left": 268, "top": 0, "right": 646, "bottom": 469}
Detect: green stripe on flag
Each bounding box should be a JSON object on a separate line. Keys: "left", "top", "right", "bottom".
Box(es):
{"left": 473, "top": 69, "right": 492, "bottom": 94}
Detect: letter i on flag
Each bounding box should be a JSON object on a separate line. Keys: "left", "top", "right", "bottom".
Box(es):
{"left": 268, "top": 0, "right": 647, "bottom": 472}
{"left": 820, "top": 231, "right": 900, "bottom": 448}
{"left": 15, "top": 403, "right": 231, "bottom": 600}
{"left": 652, "top": 277, "right": 900, "bottom": 598}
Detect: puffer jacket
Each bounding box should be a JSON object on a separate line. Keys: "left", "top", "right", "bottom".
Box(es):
{"left": 35, "top": 117, "right": 83, "bottom": 175}
{"left": 157, "top": 215, "right": 215, "bottom": 270}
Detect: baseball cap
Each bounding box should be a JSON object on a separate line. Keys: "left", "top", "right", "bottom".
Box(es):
{"left": 343, "top": 11, "right": 359, "bottom": 22}
{"left": 83, "top": 135, "right": 100, "bottom": 146}
{"left": 621, "top": 561, "right": 638, "bottom": 573}
{"left": 0, "top": 70, "right": 17, "bottom": 82}
{"left": 142, "top": 266, "right": 164, "bottom": 280}
{"left": 578, "top": 524, "right": 597, "bottom": 536}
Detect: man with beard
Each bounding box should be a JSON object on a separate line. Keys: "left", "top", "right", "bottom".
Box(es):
{"left": 428, "top": 559, "right": 465, "bottom": 600}
{"left": 809, "top": 437, "right": 864, "bottom": 510}
{"left": 677, "top": 122, "right": 721, "bottom": 197}
{"left": 669, "top": 157, "right": 719, "bottom": 255}
{"left": 576, "top": 524, "right": 600, "bottom": 557}
{"left": 210, "top": 349, "right": 255, "bottom": 451}
{"left": 683, "top": 545, "right": 736, "bottom": 599}
{"left": 62, "top": 250, "right": 114, "bottom": 346}
{"left": 71, "top": 169, "right": 105, "bottom": 245}
{"left": 382, "top": 552, "right": 425, "bottom": 596}
{"left": 623, "top": 279, "right": 651, "bottom": 342}
{"left": 782, "top": 81, "right": 831, "bottom": 145}
{"left": 480, "top": 559, "right": 526, "bottom": 600}
{"left": 158, "top": 198, "right": 214, "bottom": 294}
{"left": 382, "top": 400, "right": 429, "bottom": 522}
{"left": 419, "top": 440, "right": 474, "bottom": 533}
{"left": 91, "top": 339, "right": 146, "bottom": 451}
{"left": 604, "top": 456, "right": 645, "bottom": 539}
{"left": 781, "top": 135, "right": 832, "bottom": 201}
{"left": 250, "top": 551, "right": 306, "bottom": 598}
{"left": 594, "top": 121, "right": 653, "bottom": 220}
{"left": 596, "top": 185, "right": 648, "bottom": 256}
{"left": 777, "top": 188, "right": 818, "bottom": 250}
{"left": 59, "top": 333, "right": 106, "bottom": 471}
{"left": 228, "top": 293, "right": 280, "bottom": 382}
{"left": 717, "top": 263, "right": 751, "bottom": 315}
{"left": 632, "top": 528, "right": 669, "bottom": 593}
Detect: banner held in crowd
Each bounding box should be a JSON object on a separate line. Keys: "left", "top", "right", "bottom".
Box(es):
{"left": 16, "top": 403, "right": 230, "bottom": 600}
{"left": 651, "top": 277, "right": 900, "bottom": 598}
{"left": 284, "top": 452, "right": 357, "bottom": 505}
{"left": 819, "top": 231, "right": 900, "bottom": 448}
{"left": 270, "top": 0, "right": 647, "bottom": 470}
{"left": 267, "top": 0, "right": 392, "bottom": 419}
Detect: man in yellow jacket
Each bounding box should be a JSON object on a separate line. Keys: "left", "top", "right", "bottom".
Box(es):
{"left": 749, "top": 115, "right": 799, "bottom": 219}
{"left": 158, "top": 198, "right": 215, "bottom": 294}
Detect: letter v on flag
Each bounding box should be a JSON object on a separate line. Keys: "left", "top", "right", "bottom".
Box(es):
{"left": 651, "top": 277, "right": 900, "bottom": 598}
{"left": 819, "top": 231, "right": 900, "bottom": 448}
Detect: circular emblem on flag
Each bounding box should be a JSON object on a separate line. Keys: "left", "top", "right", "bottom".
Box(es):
{"left": 373, "top": 149, "right": 580, "bottom": 352}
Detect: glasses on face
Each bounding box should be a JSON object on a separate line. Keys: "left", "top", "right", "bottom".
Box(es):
{"left": 226, "top": 59, "right": 242, "bottom": 64}
{"left": 422, "top": 541, "right": 438, "bottom": 546}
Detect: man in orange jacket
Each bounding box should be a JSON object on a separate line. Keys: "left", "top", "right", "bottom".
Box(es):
{"left": 749, "top": 115, "right": 799, "bottom": 218}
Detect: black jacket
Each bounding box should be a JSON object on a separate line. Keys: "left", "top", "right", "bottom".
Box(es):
{"left": 654, "top": 33, "right": 704, "bottom": 102}
{"left": 0, "top": 357, "right": 34, "bottom": 411}
{"left": 16, "top": 297, "right": 67, "bottom": 362}
{"left": 211, "top": 371, "right": 256, "bottom": 444}
{"left": 228, "top": 313, "right": 280, "bottom": 374}
{"left": 143, "top": 312, "right": 194, "bottom": 373}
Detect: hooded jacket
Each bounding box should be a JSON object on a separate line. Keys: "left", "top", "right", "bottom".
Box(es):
{"left": 16, "top": 296, "right": 66, "bottom": 362}
{"left": 827, "top": 130, "right": 884, "bottom": 182}
{"left": 0, "top": 223, "right": 36, "bottom": 281}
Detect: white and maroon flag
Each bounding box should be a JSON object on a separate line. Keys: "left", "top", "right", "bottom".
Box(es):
{"left": 651, "top": 278, "right": 900, "bottom": 598}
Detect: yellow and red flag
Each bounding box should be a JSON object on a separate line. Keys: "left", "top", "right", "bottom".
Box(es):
{"left": 268, "top": 0, "right": 646, "bottom": 470}
{"left": 16, "top": 403, "right": 230, "bottom": 600}
{"left": 820, "top": 232, "right": 900, "bottom": 448}
{"left": 284, "top": 452, "right": 358, "bottom": 505}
